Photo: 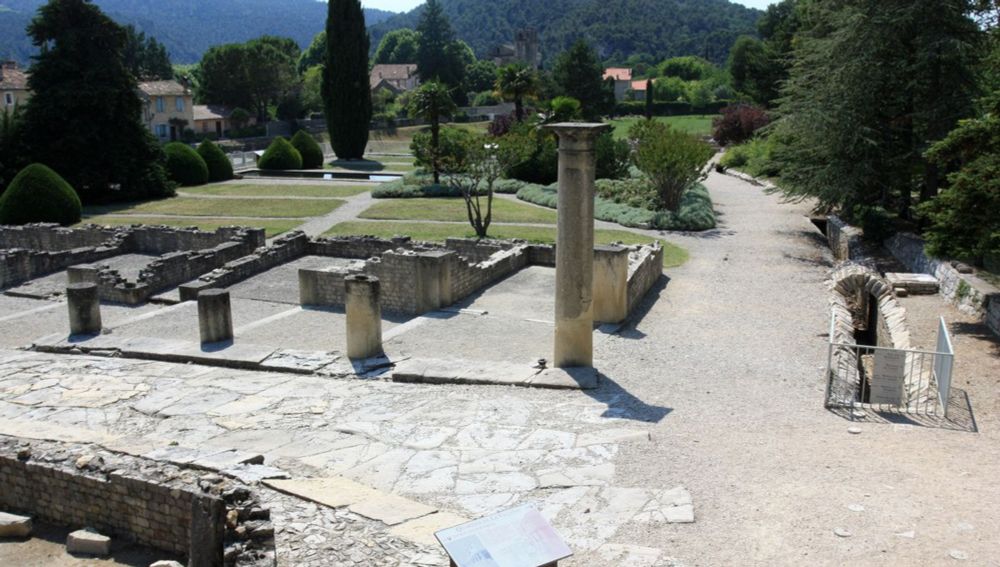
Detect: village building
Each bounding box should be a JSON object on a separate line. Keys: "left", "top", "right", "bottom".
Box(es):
{"left": 0, "top": 61, "right": 30, "bottom": 109}
{"left": 369, "top": 64, "right": 420, "bottom": 95}
{"left": 489, "top": 28, "right": 542, "bottom": 69}
{"left": 138, "top": 80, "right": 194, "bottom": 142}
{"left": 603, "top": 67, "right": 633, "bottom": 102}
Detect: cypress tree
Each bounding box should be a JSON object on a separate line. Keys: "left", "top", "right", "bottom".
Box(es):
{"left": 323, "top": 0, "right": 372, "bottom": 159}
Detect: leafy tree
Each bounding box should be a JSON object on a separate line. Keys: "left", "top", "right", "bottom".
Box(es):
{"left": 712, "top": 104, "right": 771, "bottom": 146}
{"left": 291, "top": 130, "right": 325, "bottom": 169}
{"left": 440, "top": 128, "right": 532, "bottom": 237}
{"left": 416, "top": 0, "right": 465, "bottom": 91}
{"left": 407, "top": 80, "right": 456, "bottom": 183}
{"left": 464, "top": 59, "right": 497, "bottom": 94}
{"left": 299, "top": 31, "right": 326, "bottom": 74}
{"left": 653, "top": 76, "right": 687, "bottom": 102}
{"left": 0, "top": 163, "right": 81, "bottom": 226}
{"left": 323, "top": 0, "right": 372, "bottom": 159}
{"left": 644, "top": 79, "right": 653, "bottom": 120}
{"left": 769, "top": 0, "right": 981, "bottom": 219}
{"left": 0, "top": 107, "right": 26, "bottom": 194}
{"left": 374, "top": 29, "right": 421, "bottom": 64}
{"left": 20, "top": 0, "right": 173, "bottom": 204}
{"left": 197, "top": 140, "right": 233, "bottom": 182}
{"left": 549, "top": 96, "right": 581, "bottom": 122}
{"left": 164, "top": 142, "right": 209, "bottom": 186}
{"left": 122, "top": 25, "right": 173, "bottom": 80}
{"left": 630, "top": 120, "right": 713, "bottom": 211}
{"left": 495, "top": 64, "right": 537, "bottom": 121}
{"left": 301, "top": 65, "right": 324, "bottom": 114}
{"left": 727, "top": 36, "right": 782, "bottom": 107}
{"left": 659, "top": 56, "right": 716, "bottom": 81}
{"left": 198, "top": 36, "right": 300, "bottom": 122}
{"left": 552, "top": 40, "right": 608, "bottom": 120}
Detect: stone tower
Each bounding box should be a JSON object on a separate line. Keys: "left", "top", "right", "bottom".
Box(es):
{"left": 514, "top": 28, "right": 541, "bottom": 69}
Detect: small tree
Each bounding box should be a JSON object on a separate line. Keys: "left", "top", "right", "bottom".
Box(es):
{"left": 323, "top": 0, "right": 371, "bottom": 159}
{"left": 164, "top": 142, "right": 209, "bottom": 186}
{"left": 0, "top": 164, "right": 82, "bottom": 225}
{"left": 548, "top": 96, "right": 581, "bottom": 123}
{"left": 495, "top": 64, "right": 537, "bottom": 122}
{"left": 644, "top": 79, "right": 653, "bottom": 120}
{"left": 408, "top": 81, "right": 457, "bottom": 183}
{"left": 441, "top": 130, "right": 532, "bottom": 237}
{"left": 258, "top": 137, "right": 303, "bottom": 170}
{"left": 197, "top": 140, "right": 234, "bottom": 182}
{"left": 291, "top": 130, "right": 324, "bottom": 169}
{"left": 630, "top": 120, "right": 714, "bottom": 211}
{"left": 712, "top": 104, "right": 770, "bottom": 146}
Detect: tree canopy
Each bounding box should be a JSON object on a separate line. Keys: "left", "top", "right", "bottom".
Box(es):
{"left": 552, "top": 40, "right": 610, "bottom": 120}
{"left": 416, "top": 0, "right": 466, "bottom": 94}
{"left": 374, "top": 29, "right": 421, "bottom": 64}
{"left": 122, "top": 24, "right": 173, "bottom": 81}
{"left": 324, "top": 0, "right": 372, "bottom": 159}
{"left": 198, "top": 36, "right": 300, "bottom": 122}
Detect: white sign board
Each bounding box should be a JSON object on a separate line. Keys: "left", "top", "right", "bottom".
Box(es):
{"left": 870, "top": 349, "right": 906, "bottom": 405}
{"left": 435, "top": 505, "right": 572, "bottom": 567}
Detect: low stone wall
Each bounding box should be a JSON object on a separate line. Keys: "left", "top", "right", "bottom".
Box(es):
{"left": 886, "top": 233, "right": 999, "bottom": 333}
{"left": 307, "top": 235, "right": 414, "bottom": 259}
{"left": 826, "top": 215, "right": 865, "bottom": 261}
{"left": 0, "top": 224, "right": 122, "bottom": 250}
{"left": 128, "top": 225, "right": 265, "bottom": 255}
{"left": 449, "top": 245, "right": 529, "bottom": 303}
{"left": 626, "top": 243, "right": 665, "bottom": 314}
{"left": 180, "top": 232, "right": 310, "bottom": 301}
{"left": 1, "top": 246, "right": 122, "bottom": 290}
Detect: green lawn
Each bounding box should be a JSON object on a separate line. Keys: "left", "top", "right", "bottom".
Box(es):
{"left": 181, "top": 183, "right": 368, "bottom": 198}
{"left": 609, "top": 115, "right": 716, "bottom": 139}
{"left": 85, "top": 197, "right": 345, "bottom": 218}
{"left": 323, "top": 221, "right": 688, "bottom": 268}
{"left": 366, "top": 121, "right": 489, "bottom": 153}
{"left": 327, "top": 158, "right": 417, "bottom": 173}
{"left": 78, "top": 216, "right": 301, "bottom": 237}
{"left": 359, "top": 198, "right": 559, "bottom": 224}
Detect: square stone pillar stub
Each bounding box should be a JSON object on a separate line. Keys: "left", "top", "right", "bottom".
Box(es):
{"left": 544, "top": 122, "right": 611, "bottom": 368}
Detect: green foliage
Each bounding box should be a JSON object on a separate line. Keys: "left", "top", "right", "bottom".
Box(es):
{"left": 368, "top": 0, "right": 760, "bottom": 68}
{"left": 630, "top": 120, "right": 714, "bottom": 211}
{"left": 374, "top": 29, "right": 421, "bottom": 64}
{"left": 549, "top": 96, "right": 581, "bottom": 122}
{"left": 122, "top": 24, "right": 173, "bottom": 80}
{"left": 407, "top": 81, "right": 458, "bottom": 182}
{"left": 506, "top": 123, "right": 559, "bottom": 185}
{"left": 770, "top": 1, "right": 981, "bottom": 218}
{"left": 516, "top": 181, "right": 715, "bottom": 231}
{"left": 0, "top": 106, "right": 26, "bottom": 193}
{"left": 0, "top": 164, "right": 82, "bottom": 226}
{"left": 197, "top": 140, "right": 233, "bottom": 182}
{"left": 472, "top": 91, "right": 500, "bottom": 106}
{"left": 464, "top": 60, "right": 498, "bottom": 94}
{"left": 719, "top": 137, "right": 780, "bottom": 178}
{"left": 298, "top": 31, "right": 326, "bottom": 75}
{"left": 324, "top": 0, "right": 372, "bottom": 159}
{"left": 416, "top": 0, "right": 466, "bottom": 92}
{"left": 164, "top": 143, "right": 209, "bottom": 186}
{"left": 198, "top": 36, "right": 300, "bottom": 122}
{"left": 20, "top": 0, "right": 175, "bottom": 204}
{"left": 496, "top": 64, "right": 538, "bottom": 121}
{"left": 290, "top": 130, "right": 325, "bottom": 169}
{"left": 727, "top": 36, "right": 781, "bottom": 107}
{"left": 855, "top": 205, "right": 894, "bottom": 243}
{"left": 659, "top": 56, "right": 717, "bottom": 81}
{"left": 595, "top": 132, "right": 631, "bottom": 180}
{"left": 301, "top": 65, "right": 325, "bottom": 114}
{"left": 411, "top": 125, "right": 466, "bottom": 180}
{"left": 371, "top": 175, "right": 523, "bottom": 199}
{"left": 552, "top": 40, "right": 611, "bottom": 120}
{"left": 258, "top": 137, "right": 303, "bottom": 170}
{"left": 616, "top": 100, "right": 729, "bottom": 117}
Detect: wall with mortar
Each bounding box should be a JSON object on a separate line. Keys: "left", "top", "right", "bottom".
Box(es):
{"left": 449, "top": 245, "right": 528, "bottom": 303}
{"left": 180, "top": 232, "right": 310, "bottom": 301}
{"left": 826, "top": 215, "right": 865, "bottom": 262}
{"left": 0, "top": 224, "right": 122, "bottom": 250}
{"left": 626, "top": 243, "right": 665, "bottom": 315}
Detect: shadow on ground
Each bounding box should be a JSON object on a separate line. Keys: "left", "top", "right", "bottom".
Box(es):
{"left": 826, "top": 386, "right": 977, "bottom": 433}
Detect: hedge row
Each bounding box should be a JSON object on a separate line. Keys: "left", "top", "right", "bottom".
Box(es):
{"left": 615, "top": 100, "right": 731, "bottom": 117}
{"left": 0, "top": 163, "right": 82, "bottom": 226}
{"left": 372, "top": 175, "right": 525, "bottom": 199}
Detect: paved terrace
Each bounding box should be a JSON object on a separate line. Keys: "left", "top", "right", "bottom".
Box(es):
{"left": 0, "top": 170, "right": 998, "bottom": 566}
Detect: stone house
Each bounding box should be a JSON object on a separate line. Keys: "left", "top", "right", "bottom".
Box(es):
{"left": 630, "top": 79, "right": 649, "bottom": 102}
{"left": 369, "top": 64, "right": 420, "bottom": 95}
{"left": 138, "top": 80, "right": 194, "bottom": 142}
{"left": 192, "top": 104, "right": 254, "bottom": 138}
{"left": 0, "top": 61, "right": 30, "bottom": 109}
{"left": 603, "top": 68, "right": 633, "bottom": 102}
{"left": 489, "top": 28, "right": 542, "bottom": 69}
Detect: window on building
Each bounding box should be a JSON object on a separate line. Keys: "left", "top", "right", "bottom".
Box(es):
{"left": 155, "top": 124, "right": 168, "bottom": 138}
{"left": 156, "top": 96, "right": 165, "bottom": 113}
{"left": 3, "top": 93, "right": 12, "bottom": 106}
{"left": 175, "top": 97, "right": 185, "bottom": 112}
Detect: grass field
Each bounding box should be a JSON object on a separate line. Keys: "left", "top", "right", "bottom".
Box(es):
{"left": 78, "top": 216, "right": 301, "bottom": 237}
{"left": 366, "top": 122, "right": 489, "bottom": 154}
{"left": 359, "top": 198, "right": 559, "bottom": 224}
{"left": 609, "top": 115, "right": 716, "bottom": 139}
{"left": 181, "top": 184, "right": 368, "bottom": 198}
{"left": 323, "top": 221, "right": 688, "bottom": 268}
{"left": 85, "top": 197, "right": 345, "bottom": 218}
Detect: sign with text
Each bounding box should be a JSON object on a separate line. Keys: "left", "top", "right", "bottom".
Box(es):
{"left": 870, "top": 349, "right": 907, "bottom": 405}
{"left": 435, "top": 505, "right": 572, "bottom": 567}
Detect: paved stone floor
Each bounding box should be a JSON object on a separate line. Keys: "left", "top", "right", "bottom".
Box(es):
{"left": 1, "top": 169, "right": 999, "bottom": 566}
{"left": 5, "top": 253, "right": 159, "bottom": 299}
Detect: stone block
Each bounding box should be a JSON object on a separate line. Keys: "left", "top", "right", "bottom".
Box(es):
{"left": 67, "top": 528, "right": 111, "bottom": 556}
{"left": 197, "top": 289, "right": 233, "bottom": 344}
{"left": 67, "top": 283, "right": 102, "bottom": 335}
{"left": 0, "top": 511, "right": 32, "bottom": 537}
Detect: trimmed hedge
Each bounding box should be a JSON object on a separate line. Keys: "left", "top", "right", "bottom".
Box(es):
{"left": 0, "top": 163, "right": 82, "bottom": 226}
{"left": 164, "top": 142, "right": 209, "bottom": 186}
{"left": 372, "top": 175, "right": 525, "bottom": 199}
{"left": 258, "top": 137, "right": 303, "bottom": 170}
{"left": 291, "top": 130, "right": 325, "bottom": 169}
{"left": 197, "top": 140, "right": 234, "bottom": 182}
{"left": 516, "top": 181, "right": 715, "bottom": 231}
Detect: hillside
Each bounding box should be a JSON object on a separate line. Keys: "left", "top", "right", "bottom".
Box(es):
{"left": 370, "top": 0, "right": 762, "bottom": 66}
{"left": 0, "top": 0, "right": 395, "bottom": 65}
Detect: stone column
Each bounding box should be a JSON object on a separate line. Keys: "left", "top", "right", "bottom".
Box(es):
{"left": 66, "top": 265, "right": 99, "bottom": 285}
{"left": 345, "top": 274, "right": 383, "bottom": 359}
{"left": 545, "top": 123, "right": 611, "bottom": 368}
{"left": 189, "top": 493, "right": 225, "bottom": 567}
{"left": 198, "top": 289, "right": 233, "bottom": 344}
{"left": 67, "top": 283, "right": 102, "bottom": 335}
{"left": 593, "top": 245, "right": 629, "bottom": 324}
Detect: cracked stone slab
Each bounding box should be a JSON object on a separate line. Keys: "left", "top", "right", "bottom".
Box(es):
{"left": 576, "top": 428, "right": 650, "bottom": 447}
{"left": 222, "top": 464, "right": 290, "bottom": 484}
{"left": 633, "top": 486, "right": 695, "bottom": 524}
{"left": 264, "top": 477, "right": 381, "bottom": 509}
{"left": 190, "top": 448, "right": 265, "bottom": 470}
{"left": 0, "top": 511, "right": 32, "bottom": 537}
{"left": 392, "top": 358, "right": 540, "bottom": 388}
{"left": 592, "top": 543, "right": 662, "bottom": 567}
{"left": 260, "top": 349, "right": 343, "bottom": 373}
{"left": 527, "top": 367, "right": 599, "bottom": 390}
{"left": 537, "top": 463, "right": 616, "bottom": 488}
{"left": 349, "top": 492, "right": 438, "bottom": 526}
{"left": 388, "top": 512, "right": 468, "bottom": 547}
{"left": 0, "top": 417, "right": 114, "bottom": 444}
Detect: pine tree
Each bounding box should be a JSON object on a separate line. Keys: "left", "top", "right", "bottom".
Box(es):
{"left": 323, "top": 0, "right": 372, "bottom": 159}
{"left": 21, "top": 0, "right": 173, "bottom": 204}
{"left": 552, "top": 40, "right": 608, "bottom": 120}
{"left": 416, "top": 0, "right": 465, "bottom": 90}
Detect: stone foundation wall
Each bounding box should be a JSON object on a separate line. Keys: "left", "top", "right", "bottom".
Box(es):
{"left": 128, "top": 226, "right": 265, "bottom": 255}
{"left": 0, "top": 224, "right": 122, "bottom": 250}
{"left": 449, "top": 245, "right": 529, "bottom": 302}
{"left": 180, "top": 232, "right": 310, "bottom": 301}
{"left": 627, "top": 243, "right": 665, "bottom": 314}
{"left": 307, "top": 236, "right": 415, "bottom": 259}
{"left": 1, "top": 246, "right": 122, "bottom": 290}
{"left": 826, "top": 215, "right": 864, "bottom": 261}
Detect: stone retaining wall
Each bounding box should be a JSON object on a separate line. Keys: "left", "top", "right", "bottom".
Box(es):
{"left": 626, "top": 243, "right": 665, "bottom": 315}
{"left": 449, "top": 245, "right": 529, "bottom": 303}
{"left": 180, "top": 232, "right": 310, "bottom": 301}
{"left": 826, "top": 215, "right": 865, "bottom": 261}
{"left": 0, "top": 224, "right": 122, "bottom": 250}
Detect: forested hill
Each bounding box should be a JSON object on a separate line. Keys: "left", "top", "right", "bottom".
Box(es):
{"left": 370, "top": 0, "right": 762, "bottom": 66}
{"left": 0, "top": 0, "right": 395, "bottom": 65}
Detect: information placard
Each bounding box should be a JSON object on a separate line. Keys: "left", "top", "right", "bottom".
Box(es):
{"left": 435, "top": 505, "right": 572, "bottom": 567}
{"left": 870, "top": 349, "right": 906, "bottom": 405}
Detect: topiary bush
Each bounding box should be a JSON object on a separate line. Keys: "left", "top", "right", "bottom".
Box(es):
{"left": 164, "top": 142, "right": 209, "bottom": 186}
{"left": 258, "top": 137, "right": 303, "bottom": 170}
{"left": 197, "top": 140, "right": 233, "bottom": 182}
{"left": 0, "top": 163, "right": 82, "bottom": 225}
{"left": 291, "top": 130, "right": 325, "bottom": 169}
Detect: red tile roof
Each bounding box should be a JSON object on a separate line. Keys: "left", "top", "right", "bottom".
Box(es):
{"left": 0, "top": 62, "right": 29, "bottom": 91}
{"left": 603, "top": 67, "right": 632, "bottom": 82}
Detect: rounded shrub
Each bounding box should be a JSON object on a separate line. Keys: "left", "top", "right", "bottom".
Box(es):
{"left": 258, "top": 137, "right": 303, "bottom": 170}
{"left": 197, "top": 140, "right": 233, "bottom": 182}
{"left": 0, "top": 163, "right": 82, "bottom": 226}
{"left": 290, "top": 130, "right": 324, "bottom": 169}
{"left": 164, "top": 142, "right": 209, "bottom": 186}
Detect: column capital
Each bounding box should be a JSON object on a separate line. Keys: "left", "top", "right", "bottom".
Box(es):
{"left": 544, "top": 122, "right": 612, "bottom": 151}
